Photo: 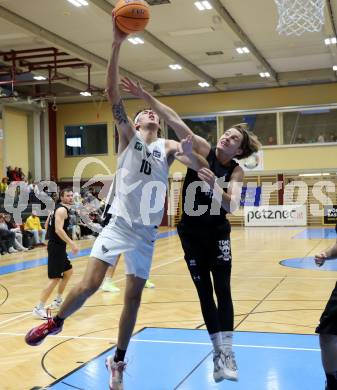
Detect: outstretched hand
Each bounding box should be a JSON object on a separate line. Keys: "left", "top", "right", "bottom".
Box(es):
{"left": 180, "top": 135, "right": 193, "bottom": 156}
{"left": 112, "top": 15, "right": 128, "bottom": 44}
{"left": 121, "top": 77, "right": 147, "bottom": 99}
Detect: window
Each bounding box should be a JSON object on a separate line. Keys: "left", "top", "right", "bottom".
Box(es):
{"left": 168, "top": 116, "right": 217, "bottom": 145}
{"left": 222, "top": 113, "right": 277, "bottom": 145}
{"left": 283, "top": 109, "right": 337, "bottom": 144}
{"left": 65, "top": 123, "right": 108, "bottom": 156}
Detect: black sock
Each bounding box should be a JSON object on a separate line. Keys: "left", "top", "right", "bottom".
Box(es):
{"left": 326, "top": 372, "right": 337, "bottom": 390}
{"left": 114, "top": 348, "right": 126, "bottom": 362}
{"left": 53, "top": 315, "right": 65, "bottom": 326}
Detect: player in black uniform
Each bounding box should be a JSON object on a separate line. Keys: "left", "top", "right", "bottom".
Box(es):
{"left": 315, "top": 223, "right": 337, "bottom": 390}
{"left": 120, "top": 77, "right": 261, "bottom": 383}
{"left": 32, "top": 188, "right": 79, "bottom": 319}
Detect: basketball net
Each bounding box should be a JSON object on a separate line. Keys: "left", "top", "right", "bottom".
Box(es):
{"left": 91, "top": 93, "right": 105, "bottom": 120}
{"left": 274, "top": 0, "right": 325, "bottom": 36}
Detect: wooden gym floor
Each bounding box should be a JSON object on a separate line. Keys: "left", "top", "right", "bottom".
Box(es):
{"left": 0, "top": 226, "right": 335, "bottom": 389}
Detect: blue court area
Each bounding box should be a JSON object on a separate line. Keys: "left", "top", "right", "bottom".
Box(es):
{"left": 0, "top": 230, "right": 178, "bottom": 276}
{"left": 280, "top": 257, "right": 337, "bottom": 271}
{"left": 48, "top": 327, "right": 324, "bottom": 390}
{"left": 292, "top": 227, "right": 336, "bottom": 239}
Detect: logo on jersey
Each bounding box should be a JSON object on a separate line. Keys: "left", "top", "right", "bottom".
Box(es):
{"left": 134, "top": 141, "right": 143, "bottom": 151}
{"left": 217, "top": 239, "right": 231, "bottom": 261}
{"left": 101, "top": 245, "right": 110, "bottom": 254}
{"left": 189, "top": 259, "right": 197, "bottom": 267}
{"left": 146, "top": 151, "right": 151, "bottom": 158}
{"left": 153, "top": 150, "right": 161, "bottom": 159}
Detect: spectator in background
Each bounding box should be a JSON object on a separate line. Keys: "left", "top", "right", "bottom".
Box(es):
{"left": 267, "top": 136, "right": 276, "bottom": 145}
{"left": 317, "top": 133, "right": 325, "bottom": 143}
{"left": 12, "top": 167, "right": 21, "bottom": 182}
{"left": 0, "top": 177, "right": 8, "bottom": 197}
{"left": 6, "top": 166, "right": 14, "bottom": 182}
{"left": 0, "top": 225, "right": 17, "bottom": 254}
{"left": 4, "top": 213, "right": 28, "bottom": 251}
{"left": 24, "top": 210, "right": 46, "bottom": 246}
{"left": 0, "top": 214, "right": 27, "bottom": 252}
{"left": 295, "top": 133, "right": 305, "bottom": 143}
{"left": 18, "top": 167, "right": 25, "bottom": 181}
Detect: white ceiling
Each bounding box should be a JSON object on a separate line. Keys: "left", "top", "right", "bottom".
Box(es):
{"left": 0, "top": 0, "right": 336, "bottom": 102}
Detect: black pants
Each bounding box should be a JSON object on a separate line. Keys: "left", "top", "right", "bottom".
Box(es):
{"left": 0, "top": 229, "right": 15, "bottom": 253}
{"left": 316, "top": 281, "right": 337, "bottom": 335}
{"left": 178, "top": 222, "right": 233, "bottom": 334}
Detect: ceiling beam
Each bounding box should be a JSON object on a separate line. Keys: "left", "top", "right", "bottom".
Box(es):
{"left": 209, "top": 0, "right": 278, "bottom": 82}
{"left": 157, "top": 68, "right": 336, "bottom": 93}
{"left": 0, "top": 4, "right": 157, "bottom": 91}
{"left": 89, "top": 0, "right": 220, "bottom": 89}
{"left": 0, "top": 59, "right": 91, "bottom": 94}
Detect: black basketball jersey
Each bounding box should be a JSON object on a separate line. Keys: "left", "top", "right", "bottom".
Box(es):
{"left": 48, "top": 204, "right": 70, "bottom": 245}
{"left": 180, "top": 147, "right": 239, "bottom": 228}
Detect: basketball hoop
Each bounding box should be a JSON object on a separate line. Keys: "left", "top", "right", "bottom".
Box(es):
{"left": 274, "top": 0, "right": 325, "bottom": 36}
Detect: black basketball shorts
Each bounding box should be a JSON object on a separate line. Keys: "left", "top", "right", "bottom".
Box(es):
{"left": 47, "top": 241, "right": 72, "bottom": 279}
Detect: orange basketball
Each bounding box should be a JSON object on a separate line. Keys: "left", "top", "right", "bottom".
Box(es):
{"left": 114, "top": 0, "right": 150, "bottom": 35}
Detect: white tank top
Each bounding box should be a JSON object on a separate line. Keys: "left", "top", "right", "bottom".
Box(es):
{"left": 108, "top": 132, "right": 169, "bottom": 226}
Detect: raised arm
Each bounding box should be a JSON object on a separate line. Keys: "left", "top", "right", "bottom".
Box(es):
{"left": 106, "top": 21, "right": 135, "bottom": 147}
{"left": 121, "top": 77, "right": 211, "bottom": 157}
{"left": 166, "top": 136, "right": 209, "bottom": 172}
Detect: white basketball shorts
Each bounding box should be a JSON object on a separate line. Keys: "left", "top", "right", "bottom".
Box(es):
{"left": 90, "top": 216, "right": 157, "bottom": 280}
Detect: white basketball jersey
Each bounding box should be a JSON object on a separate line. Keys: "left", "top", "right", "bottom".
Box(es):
{"left": 108, "top": 132, "right": 169, "bottom": 226}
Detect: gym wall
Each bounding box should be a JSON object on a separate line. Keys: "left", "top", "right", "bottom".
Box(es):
{"left": 3, "top": 107, "right": 29, "bottom": 175}
{"left": 56, "top": 83, "right": 337, "bottom": 179}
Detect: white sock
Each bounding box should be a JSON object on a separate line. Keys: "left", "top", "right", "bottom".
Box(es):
{"left": 105, "top": 277, "right": 112, "bottom": 283}
{"left": 37, "top": 302, "right": 44, "bottom": 310}
{"left": 56, "top": 294, "right": 62, "bottom": 301}
{"left": 210, "top": 332, "right": 222, "bottom": 353}
{"left": 221, "top": 331, "right": 233, "bottom": 353}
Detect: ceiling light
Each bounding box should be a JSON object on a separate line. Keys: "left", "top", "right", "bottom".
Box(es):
{"left": 333, "top": 65, "right": 337, "bottom": 71}
{"left": 80, "top": 91, "right": 92, "bottom": 96}
{"left": 198, "top": 82, "right": 210, "bottom": 87}
{"left": 33, "top": 75, "right": 47, "bottom": 81}
{"left": 194, "top": 1, "right": 212, "bottom": 11}
{"left": 236, "top": 46, "right": 250, "bottom": 54}
{"left": 169, "top": 64, "right": 182, "bottom": 70}
{"left": 67, "top": 0, "right": 88, "bottom": 7}
{"left": 259, "top": 72, "right": 270, "bottom": 78}
{"left": 325, "top": 37, "right": 337, "bottom": 45}
{"left": 128, "top": 37, "right": 144, "bottom": 45}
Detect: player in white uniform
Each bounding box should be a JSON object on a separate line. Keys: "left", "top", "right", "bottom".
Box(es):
{"left": 25, "top": 19, "right": 208, "bottom": 390}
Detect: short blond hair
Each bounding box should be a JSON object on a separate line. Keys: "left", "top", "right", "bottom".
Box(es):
{"left": 231, "top": 123, "right": 261, "bottom": 160}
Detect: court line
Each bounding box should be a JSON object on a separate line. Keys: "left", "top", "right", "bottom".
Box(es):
{"left": 0, "top": 331, "right": 320, "bottom": 352}
{"left": 0, "top": 256, "right": 183, "bottom": 331}
{"left": 0, "top": 312, "right": 31, "bottom": 328}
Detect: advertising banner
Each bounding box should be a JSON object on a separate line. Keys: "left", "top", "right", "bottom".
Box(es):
{"left": 244, "top": 205, "right": 307, "bottom": 226}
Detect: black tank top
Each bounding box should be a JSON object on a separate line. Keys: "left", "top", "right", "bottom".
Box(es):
{"left": 180, "top": 147, "right": 238, "bottom": 229}
{"left": 48, "top": 204, "right": 70, "bottom": 245}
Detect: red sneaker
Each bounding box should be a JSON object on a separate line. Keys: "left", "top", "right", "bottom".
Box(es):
{"left": 25, "top": 316, "right": 63, "bottom": 346}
